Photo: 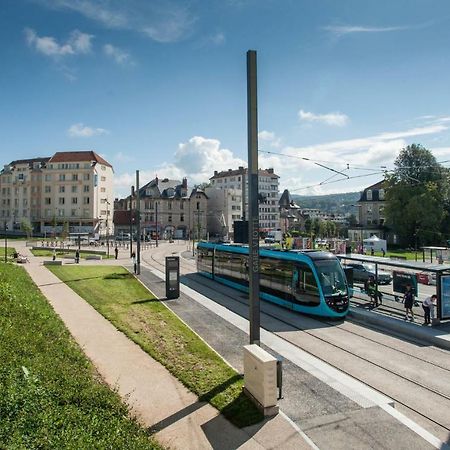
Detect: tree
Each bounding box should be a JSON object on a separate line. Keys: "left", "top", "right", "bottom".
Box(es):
{"left": 385, "top": 144, "right": 447, "bottom": 246}
{"left": 391, "top": 143, "right": 442, "bottom": 185}
{"left": 20, "top": 218, "right": 33, "bottom": 238}
{"left": 312, "top": 218, "right": 321, "bottom": 236}
{"left": 347, "top": 214, "right": 358, "bottom": 227}
{"left": 61, "top": 221, "right": 69, "bottom": 240}
{"left": 318, "top": 220, "right": 327, "bottom": 238}
{"left": 304, "top": 218, "right": 312, "bottom": 234}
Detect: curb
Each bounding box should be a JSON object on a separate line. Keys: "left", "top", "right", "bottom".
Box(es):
{"left": 349, "top": 307, "right": 450, "bottom": 351}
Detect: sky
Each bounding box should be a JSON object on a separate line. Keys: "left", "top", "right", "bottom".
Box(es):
{"left": 3, "top": 0, "right": 450, "bottom": 198}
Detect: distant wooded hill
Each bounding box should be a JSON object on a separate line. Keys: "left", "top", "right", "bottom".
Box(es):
{"left": 291, "top": 192, "right": 361, "bottom": 214}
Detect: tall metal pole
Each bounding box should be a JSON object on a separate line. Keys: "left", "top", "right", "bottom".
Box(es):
{"left": 136, "top": 170, "right": 141, "bottom": 275}
{"left": 247, "top": 50, "right": 260, "bottom": 345}
{"left": 155, "top": 201, "right": 159, "bottom": 247}
{"left": 4, "top": 221, "right": 7, "bottom": 263}
{"left": 129, "top": 186, "right": 133, "bottom": 257}
{"left": 106, "top": 200, "right": 110, "bottom": 258}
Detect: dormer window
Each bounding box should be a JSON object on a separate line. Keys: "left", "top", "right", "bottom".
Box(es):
{"left": 367, "top": 189, "right": 372, "bottom": 201}
{"left": 379, "top": 189, "right": 385, "bottom": 200}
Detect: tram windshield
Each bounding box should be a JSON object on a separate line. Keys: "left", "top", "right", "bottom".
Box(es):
{"left": 314, "top": 259, "right": 347, "bottom": 296}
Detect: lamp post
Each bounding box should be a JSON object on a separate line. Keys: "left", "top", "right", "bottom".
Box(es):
{"left": 155, "top": 201, "right": 159, "bottom": 248}
{"left": 129, "top": 187, "right": 134, "bottom": 257}
{"left": 135, "top": 170, "right": 141, "bottom": 275}
{"left": 4, "top": 221, "right": 8, "bottom": 263}
{"left": 103, "top": 198, "right": 110, "bottom": 258}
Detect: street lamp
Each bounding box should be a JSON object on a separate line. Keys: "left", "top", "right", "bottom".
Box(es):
{"left": 103, "top": 198, "right": 110, "bottom": 258}
{"left": 155, "top": 201, "right": 159, "bottom": 248}
{"left": 4, "top": 221, "right": 8, "bottom": 263}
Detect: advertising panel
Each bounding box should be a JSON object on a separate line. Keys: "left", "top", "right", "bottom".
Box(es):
{"left": 393, "top": 271, "right": 418, "bottom": 296}
{"left": 440, "top": 274, "right": 450, "bottom": 319}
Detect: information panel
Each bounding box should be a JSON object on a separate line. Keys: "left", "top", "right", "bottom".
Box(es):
{"left": 440, "top": 274, "right": 450, "bottom": 320}
{"left": 165, "top": 256, "right": 180, "bottom": 299}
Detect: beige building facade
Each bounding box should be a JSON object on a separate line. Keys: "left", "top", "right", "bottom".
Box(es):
{"left": 0, "top": 151, "right": 114, "bottom": 236}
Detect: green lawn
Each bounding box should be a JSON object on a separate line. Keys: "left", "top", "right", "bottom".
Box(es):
{"left": 49, "top": 265, "right": 263, "bottom": 428}
{"left": 0, "top": 264, "right": 162, "bottom": 449}
{"left": 372, "top": 250, "right": 422, "bottom": 260}
{"left": 1, "top": 247, "right": 16, "bottom": 262}
{"left": 31, "top": 249, "right": 113, "bottom": 259}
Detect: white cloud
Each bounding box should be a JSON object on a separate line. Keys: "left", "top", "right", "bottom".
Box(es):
{"left": 67, "top": 123, "right": 109, "bottom": 138}
{"left": 113, "top": 119, "right": 450, "bottom": 197}
{"left": 103, "top": 44, "right": 131, "bottom": 65}
{"left": 323, "top": 25, "right": 410, "bottom": 37}
{"left": 174, "top": 136, "right": 246, "bottom": 181}
{"left": 208, "top": 32, "right": 226, "bottom": 45}
{"left": 113, "top": 152, "right": 135, "bottom": 163}
{"left": 35, "top": 0, "right": 196, "bottom": 43}
{"left": 258, "top": 130, "right": 281, "bottom": 148}
{"left": 25, "top": 28, "right": 93, "bottom": 57}
{"left": 299, "top": 109, "right": 349, "bottom": 127}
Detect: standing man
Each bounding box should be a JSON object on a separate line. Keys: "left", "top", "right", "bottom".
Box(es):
{"left": 131, "top": 251, "right": 136, "bottom": 274}
{"left": 403, "top": 284, "right": 415, "bottom": 322}
{"left": 115, "top": 246, "right": 118, "bottom": 260}
{"left": 75, "top": 249, "right": 80, "bottom": 264}
{"left": 422, "top": 294, "right": 437, "bottom": 325}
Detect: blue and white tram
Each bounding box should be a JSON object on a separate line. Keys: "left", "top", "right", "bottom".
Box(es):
{"left": 197, "top": 242, "right": 349, "bottom": 318}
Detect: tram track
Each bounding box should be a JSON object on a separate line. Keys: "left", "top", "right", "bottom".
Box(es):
{"left": 155, "top": 247, "right": 450, "bottom": 371}
{"left": 142, "top": 245, "right": 450, "bottom": 438}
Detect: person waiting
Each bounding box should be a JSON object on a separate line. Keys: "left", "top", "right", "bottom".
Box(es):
{"left": 364, "top": 276, "right": 383, "bottom": 307}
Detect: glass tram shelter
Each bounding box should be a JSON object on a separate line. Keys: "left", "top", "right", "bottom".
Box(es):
{"left": 337, "top": 253, "right": 450, "bottom": 322}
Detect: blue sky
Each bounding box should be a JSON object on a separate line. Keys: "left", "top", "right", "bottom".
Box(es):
{"left": 2, "top": 0, "right": 450, "bottom": 197}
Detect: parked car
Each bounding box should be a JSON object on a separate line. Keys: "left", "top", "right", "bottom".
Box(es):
{"left": 115, "top": 233, "right": 131, "bottom": 241}
{"left": 346, "top": 263, "right": 392, "bottom": 284}
{"left": 264, "top": 237, "right": 276, "bottom": 244}
{"left": 416, "top": 271, "right": 436, "bottom": 285}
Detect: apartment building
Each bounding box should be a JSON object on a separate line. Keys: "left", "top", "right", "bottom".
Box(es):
{"left": 114, "top": 177, "right": 208, "bottom": 240}
{"left": 209, "top": 166, "right": 280, "bottom": 232}
{"left": 204, "top": 187, "right": 241, "bottom": 236}
{"left": 0, "top": 151, "right": 114, "bottom": 235}
{"left": 348, "top": 180, "right": 386, "bottom": 242}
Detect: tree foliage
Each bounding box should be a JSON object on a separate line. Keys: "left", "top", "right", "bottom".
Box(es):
{"left": 385, "top": 144, "right": 447, "bottom": 246}
{"left": 20, "top": 218, "right": 33, "bottom": 238}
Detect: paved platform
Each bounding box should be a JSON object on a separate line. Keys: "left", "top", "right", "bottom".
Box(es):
{"left": 350, "top": 293, "right": 450, "bottom": 351}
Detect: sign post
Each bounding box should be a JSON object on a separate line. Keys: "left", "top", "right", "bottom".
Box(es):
{"left": 247, "top": 50, "right": 260, "bottom": 345}
{"left": 136, "top": 170, "right": 141, "bottom": 275}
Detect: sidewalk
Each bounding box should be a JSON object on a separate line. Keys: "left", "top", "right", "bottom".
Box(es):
{"left": 20, "top": 247, "right": 313, "bottom": 449}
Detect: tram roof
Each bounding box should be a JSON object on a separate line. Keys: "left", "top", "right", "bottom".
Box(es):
{"left": 336, "top": 253, "right": 450, "bottom": 273}
{"left": 198, "top": 242, "right": 337, "bottom": 260}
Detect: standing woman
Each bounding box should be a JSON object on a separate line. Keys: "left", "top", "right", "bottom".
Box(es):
{"left": 403, "top": 284, "right": 415, "bottom": 322}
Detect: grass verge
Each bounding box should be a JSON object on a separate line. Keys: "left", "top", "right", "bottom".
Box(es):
{"left": 0, "top": 264, "right": 162, "bottom": 449}
{"left": 31, "top": 249, "right": 113, "bottom": 259}
{"left": 1, "top": 247, "right": 16, "bottom": 262}
{"left": 48, "top": 265, "right": 263, "bottom": 428}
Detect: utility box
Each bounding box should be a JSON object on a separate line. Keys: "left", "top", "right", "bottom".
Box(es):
{"left": 165, "top": 256, "right": 180, "bottom": 299}
{"left": 243, "top": 345, "right": 279, "bottom": 416}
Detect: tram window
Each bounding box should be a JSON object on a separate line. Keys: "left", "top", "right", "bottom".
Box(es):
{"left": 294, "top": 262, "right": 320, "bottom": 305}
{"left": 215, "top": 250, "right": 246, "bottom": 285}
{"left": 197, "top": 247, "right": 213, "bottom": 273}
{"left": 315, "top": 259, "right": 347, "bottom": 297}
{"left": 260, "top": 257, "right": 293, "bottom": 301}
